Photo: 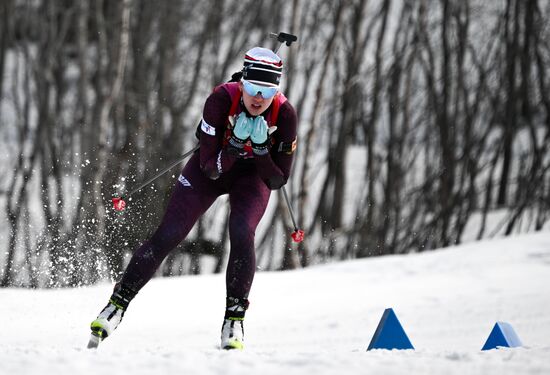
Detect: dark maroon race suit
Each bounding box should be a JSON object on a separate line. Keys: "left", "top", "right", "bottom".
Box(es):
{"left": 118, "top": 82, "right": 298, "bottom": 299}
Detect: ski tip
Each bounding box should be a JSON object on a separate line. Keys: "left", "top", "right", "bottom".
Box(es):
{"left": 87, "top": 333, "right": 101, "bottom": 349}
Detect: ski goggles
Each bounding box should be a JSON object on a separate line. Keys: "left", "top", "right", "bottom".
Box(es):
{"left": 241, "top": 79, "right": 278, "bottom": 99}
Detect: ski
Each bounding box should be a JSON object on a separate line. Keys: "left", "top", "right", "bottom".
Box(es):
{"left": 87, "top": 332, "right": 102, "bottom": 349}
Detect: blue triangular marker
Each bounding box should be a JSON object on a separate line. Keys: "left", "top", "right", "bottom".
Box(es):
{"left": 481, "top": 322, "right": 523, "bottom": 350}
{"left": 367, "top": 308, "right": 414, "bottom": 350}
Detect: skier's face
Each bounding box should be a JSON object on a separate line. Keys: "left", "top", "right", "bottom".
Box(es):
{"left": 240, "top": 81, "right": 276, "bottom": 116}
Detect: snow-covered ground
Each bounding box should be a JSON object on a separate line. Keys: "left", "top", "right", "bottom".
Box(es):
{"left": 1, "top": 232, "right": 549, "bottom": 375}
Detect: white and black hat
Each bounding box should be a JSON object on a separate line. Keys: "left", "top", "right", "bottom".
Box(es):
{"left": 242, "top": 47, "right": 283, "bottom": 87}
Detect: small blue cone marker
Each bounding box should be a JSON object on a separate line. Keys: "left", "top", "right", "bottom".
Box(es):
{"left": 481, "top": 322, "right": 523, "bottom": 350}
{"left": 367, "top": 308, "right": 414, "bottom": 350}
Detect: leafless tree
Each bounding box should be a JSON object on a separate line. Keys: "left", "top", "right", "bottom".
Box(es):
{"left": 1, "top": 0, "right": 550, "bottom": 288}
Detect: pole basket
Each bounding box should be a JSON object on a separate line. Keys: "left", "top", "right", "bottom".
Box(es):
{"left": 291, "top": 229, "right": 305, "bottom": 243}
{"left": 112, "top": 196, "right": 127, "bottom": 212}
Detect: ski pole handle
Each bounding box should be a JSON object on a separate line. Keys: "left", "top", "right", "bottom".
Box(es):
{"left": 270, "top": 32, "right": 298, "bottom": 54}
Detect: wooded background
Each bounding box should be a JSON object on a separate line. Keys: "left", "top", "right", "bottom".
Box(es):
{"left": 1, "top": 0, "right": 549, "bottom": 288}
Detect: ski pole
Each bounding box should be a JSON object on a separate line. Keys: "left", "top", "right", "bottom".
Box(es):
{"left": 282, "top": 186, "right": 305, "bottom": 243}
{"left": 269, "top": 31, "right": 304, "bottom": 243}
{"left": 112, "top": 144, "right": 199, "bottom": 211}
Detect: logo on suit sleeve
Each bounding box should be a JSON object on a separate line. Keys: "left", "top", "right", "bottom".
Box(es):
{"left": 201, "top": 119, "right": 216, "bottom": 136}
{"left": 178, "top": 175, "right": 192, "bottom": 188}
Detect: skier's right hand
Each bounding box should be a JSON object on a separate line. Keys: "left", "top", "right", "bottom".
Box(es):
{"left": 228, "top": 112, "right": 252, "bottom": 154}
{"left": 233, "top": 112, "right": 252, "bottom": 141}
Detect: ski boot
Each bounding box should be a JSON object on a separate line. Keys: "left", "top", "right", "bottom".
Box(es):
{"left": 87, "top": 283, "right": 136, "bottom": 349}
{"left": 220, "top": 296, "right": 249, "bottom": 350}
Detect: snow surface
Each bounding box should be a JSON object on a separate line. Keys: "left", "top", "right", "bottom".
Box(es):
{"left": 1, "top": 232, "right": 549, "bottom": 375}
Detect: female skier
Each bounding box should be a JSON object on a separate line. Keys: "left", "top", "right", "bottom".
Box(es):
{"left": 89, "top": 47, "right": 298, "bottom": 350}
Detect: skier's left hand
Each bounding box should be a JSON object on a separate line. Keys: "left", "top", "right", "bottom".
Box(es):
{"left": 250, "top": 116, "right": 269, "bottom": 144}
{"left": 250, "top": 116, "right": 277, "bottom": 156}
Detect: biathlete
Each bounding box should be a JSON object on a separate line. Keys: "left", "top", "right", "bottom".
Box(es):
{"left": 89, "top": 47, "right": 298, "bottom": 350}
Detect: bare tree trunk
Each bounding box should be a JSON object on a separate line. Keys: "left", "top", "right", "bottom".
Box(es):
{"left": 294, "top": 1, "right": 344, "bottom": 267}
{"left": 1, "top": 31, "right": 40, "bottom": 286}
{"left": 0, "top": 0, "right": 14, "bottom": 105}
{"left": 497, "top": 0, "right": 521, "bottom": 206}
{"left": 2, "top": 119, "right": 40, "bottom": 286}
{"left": 356, "top": 0, "right": 396, "bottom": 257}
{"left": 91, "top": 0, "right": 131, "bottom": 282}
